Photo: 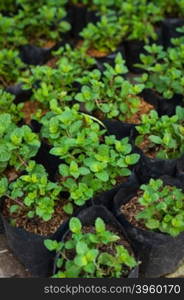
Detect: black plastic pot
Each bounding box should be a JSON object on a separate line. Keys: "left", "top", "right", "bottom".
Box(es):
{"left": 134, "top": 147, "right": 177, "bottom": 184}
{"left": 53, "top": 205, "right": 139, "bottom": 278}
{"left": 93, "top": 172, "right": 140, "bottom": 210}
{"left": 1, "top": 196, "right": 93, "bottom": 277}
{"left": 176, "top": 154, "right": 184, "bottom": 188}
{"left": 141, "top": 89, "right": 184, "bottom": 117}
{"left": 86, "top": 9, "right": 100, "bottom": 25}
{"left": 6, "top": 83, "right": 32, "bottom": 104}
{"left": 69, "top": 4, "right": 87, "bottom": 39}
{"left": 103, "top": 119, "right": 137, "bottom": 141}
{"left": 1, "top": 213, "right": 68, "bottom": 277}
{"left": 19, "top": 45, "right": 52, "bottom": 65}
{"left": 162, "top": 18, "right": 184, "bottom": 48}
{"left": 34, "top": 141, "right": 62, "bottom": 181}
{"left": 124, "top": 40, "right": 145, "bottom": 74}
{"left": 113, "top": 178, "right": 184, "bottom": 277}
{"left": 0, "top": 201, "right": 4, "bottom": 233}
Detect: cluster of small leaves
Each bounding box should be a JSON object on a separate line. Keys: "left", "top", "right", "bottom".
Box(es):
{"left": 1, "top": 160, "right": 62, "bottom": 221}
{"left": 80, "top": 13, "right": 128, "bottom": 53}
{"left": 70, "top": 0, "right": 122, "bottom": 13}
{"left": 118, "top": 0, "right": 162, "bottom": 43}
{"left": 136, "top": 179, "right": 184, "bottom": 237}
{"left": 0, "top": 49, "right": 25, "bottom": 86}
{"left": 154, "top": 0, "right": 184, "bottom": 17}
{"left": 75, "top": 53, "right": 144, "bottom": 120}
{"left": 41, "top": 104, "right": 140, "bottom": 211}
{"left": 45, "top": 217, "right": 137, "bottom": 278}
{"left": 20, "top": 44, "right": 96, "bottom": 117}
{"left": 0, "top": 0, "right": 70, "bottom": 47}
{"left": 0, "top": 89, "right": 23, "bottom": 123}
{"left": 136, "top": 43, "right": 184, "bottom": 99}
{"left": 135, "top": 107, "right": 184, "bottom": 159}
{"left": 0, "top": 113, "right": 41, "bottom": 173}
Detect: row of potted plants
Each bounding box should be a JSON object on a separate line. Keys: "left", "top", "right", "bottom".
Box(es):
{"left": 1, "top": 1, "right": 184, "bottom": 279}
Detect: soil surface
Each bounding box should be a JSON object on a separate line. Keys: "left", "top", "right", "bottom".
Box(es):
{"left": 125, "top": 98, "right": 154, "bottom": 124}
{"left": 120, "top": 190, "right": 148, "bottom": 230}
{"left": 3, "top": 199, "right": 68, "bottom": 236}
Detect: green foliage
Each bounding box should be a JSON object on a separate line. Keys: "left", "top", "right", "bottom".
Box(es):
{"left": 0, "top": 49, "right": 25, "bottom": 86}
{"left": 4, "top": 160, "right": 62, "bottom": 221}
{"left": 0, "top": 89, "right": 23, "bottom": 123}
{"left": 45, "top": 217, "right": 137, "bottom": 278}
{"left": 136, "top": 43, "right": 184, "bottom": 99}
{"left": 0, "top": 14, "right": 26, "bottom": 49}
{"left": 135, "top": 107, "right": 184, "bottom": 159}
{"left": 75, "top": 53, "right": 144, "bottom": 120}
{"left": 0, "top": 0, "right": 70, "bottom": 47}
{"left": 20, "top": 44, "right": 96, "bottom": 116}
{"left": 41, "top": 104, "right": 139, "bottom": 209}
{"left": 118, "top": 0, "right": 162, "bottom": 42}
{"left": 0, "top": 113, "right": 41, "bottom": 173}
{"left": 136, "top": 179, "right": 184, "bottom": 237}
{"left": 80, "top": 14, "right": 128, "bottom": 53}
{"left": 154, "top": 0, "right": 184, "bottom": 17}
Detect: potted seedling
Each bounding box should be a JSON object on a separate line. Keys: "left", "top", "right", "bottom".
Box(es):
{"left": 0, "top": 89, "right": 23, "bottom": 123}
{"left": 75, "top": 53, "right": 154, "bottom": 123}
{"left": 114, "top": 177, "right": 184, "bottom": 277}
{"left": 45, "top": 206, "right": 138, "bottom": 278}
{"left": 157, "top": 0, "right": 184, "bottom": 47}
{"left": 40, "top": 103, "right": 140, "bottom": 214}
{"left": 136, "top": 44, "right": 184, "bottom": 115}
{"left": 13, "top": 0, "right": 70, "bottom": 47}
{"left": 0, "top": 113, "right": 41, "bottom": 176}
{"left": 0, "top": 48, "right": 26, "bottom": 87}
{"left": 120, "top": 0, "right": 163, "bottom": 72}
{"left": 0, "top": 160, "right": 70, "bottom": 276}
{"left": 134, "top": 107, "right": 184, "bottom": 180}
{"left": 19, "top": 44, "right": 96, "bottom": 123}
{"left": 80, "top": 13, "right": 128, "bottom": 58}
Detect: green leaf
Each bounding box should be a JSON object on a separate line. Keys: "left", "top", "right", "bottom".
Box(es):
{"left": 149, "top": 135, "right": 162, "bottom": 144}
{"left": 63, "top": 203, "right": 73, "bottom": 215}
{"left": 125, "top": 154, "right": 140, "bottom": 165}
{"left": 59, "top": 164, "right": 69, "bottom": 177}
{"left": 95, "top": 218, "right": 106, "bottom": 233}
{"left": 76, "top": 242, "right": 88, "bottom": 255}
{"left": 69, "top": 217, "right": 82, "bottom": 233}
{"left": 95, "top": 171, "right": 109, "bottom": 182}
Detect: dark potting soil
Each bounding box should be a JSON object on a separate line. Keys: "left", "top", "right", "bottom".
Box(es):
{"left": 21, "top": 101, "right": 41, "bottom": 125}
{"left": 4, "top": 168, "right": 20, "bottom": 182}
{"left": 137, "top": 136, "right": 160, "bottom": 159}
{"left": 93, "top": 97, "right": 154, "bottom": 124}
{"left": 3, "top": 198, "right": 69, "bottom": 236}
{"left": 125, "top": 98, "right": 154, "bottom": 124}
{"left": 137, "top": 137, "right": 180, "bottom": 160}
{"left": 120, "top": 190, "right": 148, "bottom": 231}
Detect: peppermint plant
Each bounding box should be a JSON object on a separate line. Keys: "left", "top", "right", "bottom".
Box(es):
{"left": 20, "top": 44, "right": 96, "bottom": 116}
{"left": 136, "top": 43, "right": 184, "bottom": 99}
{"left": 0, "top": 113, "right": 41, "bottom": 173}
{"left": 0, "top": 89, "right": 23, "bottom": 123}
{"left": 2, "top": 160, "right": 62, "bottom": 222}
{"left": 0, "top": 49, "right": 25, "bottom": 87}
{"left": 136, "top": 178, "right": 184, "bottom": 237}
{"left": 45, "top": 217, "right": 137, "bottom": 278}
{"left": 75, "top": 53, "right": 144, "bottom": 121}
{"left": 135, "top": 107, "right": 184, "bottom": 159}
{"left": 80, "top": 14, "right": 128, "bottom": 54}
{"left": 41, "top": 103, "right": 140, "bottom": 212}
